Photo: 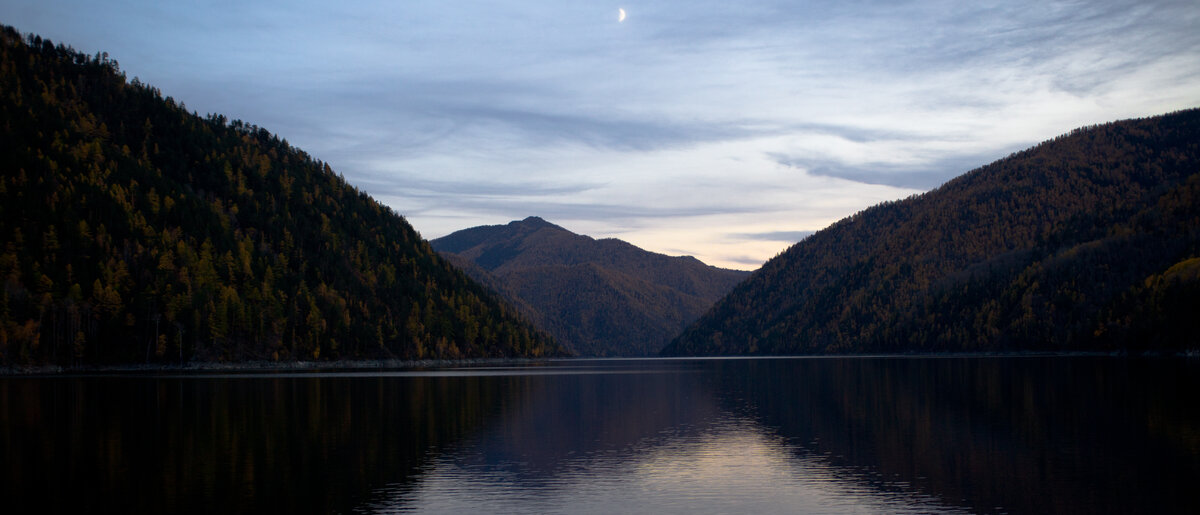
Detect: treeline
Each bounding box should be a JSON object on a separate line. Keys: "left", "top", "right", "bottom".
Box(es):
{"left": 0, "top": 26, "right": 562, "bottom": 366}
{"left": 664, "top": 109, "right": 1200, "bottom": 355}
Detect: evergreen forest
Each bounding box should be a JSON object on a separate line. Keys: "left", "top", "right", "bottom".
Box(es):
{"left": 0, "top": 26, "right": 562, "bottom": 367}
{"left": 665, "top": 109, "right": 1200, "bottom": 356}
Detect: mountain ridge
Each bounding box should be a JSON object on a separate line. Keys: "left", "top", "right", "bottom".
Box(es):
{"left": 432, "top": 217, "right": 749, "bottom": 356}
{"left": 664, "top": 109, "right": 1200, "bottom": 356}
{"left": 0, "top": 26, "right": 562, "bottom": 366}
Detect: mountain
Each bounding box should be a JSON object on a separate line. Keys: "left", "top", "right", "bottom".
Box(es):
{"left": 0, "top": 26, "right": 562, "bottom": 366}
{"left": 432, "top": 217, "right": 750, "bottom": 356}
{"left": 664, "top": 109, "right": 1200, "bottom": 356}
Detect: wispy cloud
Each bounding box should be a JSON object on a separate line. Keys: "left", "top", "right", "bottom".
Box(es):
{"left": 354, "top": 175, "right": 604, "bottom": 200}
{"left": 729, "top": 231, "right": 816, "bottom": 244}
{"left": 769, "top": 147, "right": 1027, "bottom": 190}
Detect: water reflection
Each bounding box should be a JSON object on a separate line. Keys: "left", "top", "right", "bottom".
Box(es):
{"left": 708, "top": 357, "right": 1200, "bottom": 514}
{"left": 1, "top": 357, "right": 1196, "bottom": 514}
{"left": 390, "top": 417, "right": 971, "bottom": 514}
{"left": 361, "top": 357, "right": 1199, "bottom": 514}
{"left": 0, "top": 373, "right": 515, "bottom": 513}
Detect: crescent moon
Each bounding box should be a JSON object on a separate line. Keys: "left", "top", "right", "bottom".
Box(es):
{"left": 618, "top": 8, "right": 626, "bottom": 22}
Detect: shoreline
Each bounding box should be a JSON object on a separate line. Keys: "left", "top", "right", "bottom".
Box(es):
{"left": 0, "top": 357, "right": 557, "bottom": 376}
{"left": 1, "top": 350, "right": 1196, "bottom": 376}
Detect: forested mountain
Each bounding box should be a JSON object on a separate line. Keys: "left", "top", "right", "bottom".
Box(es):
{"left": 664, "top": 109, "right": 1200, "bottom": 356}
{"left": 432, "top": 217, "right": 750, "bottom": 356}
{"left": 0, "top": 26, "right": 562, "bottom": 366}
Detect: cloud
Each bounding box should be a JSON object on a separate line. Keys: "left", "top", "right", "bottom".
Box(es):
{"left": 729, "top": 231, "right": 815, "bottom": 243}
{"left": 351, "top": 174, "right": 602, "bottom": 199}
{"left": 395, "top": 195, "right": 765, "bottom": 227}
{"left": 769, "top": 148, "right": 1025, "bottom": 190}
{"left": 723, "top": 254, "right": 774, "bottom": 268}
{"left": 426, "top": 104, "right": 760, "bottom": 152}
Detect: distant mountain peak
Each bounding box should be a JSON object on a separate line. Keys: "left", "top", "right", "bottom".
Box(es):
{"left": 510, "top": 216, "right": 567, "bottom": 234}
{"left": 432, "top": 218, "right": 751, "bottom": 356}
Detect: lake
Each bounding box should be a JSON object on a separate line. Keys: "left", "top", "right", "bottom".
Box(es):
{"left": 2, "top": 356, "right": 1197, "bottom": 514}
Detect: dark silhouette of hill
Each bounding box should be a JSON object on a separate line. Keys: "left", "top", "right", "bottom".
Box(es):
{"left": 432, "top": 217, "right": 750, "bottom": 356}
{"left": 664, "top": 109, "right": 1200, "bottom": 356}
{"left": 0, "top": 26, "right": 561, "bottom": 366}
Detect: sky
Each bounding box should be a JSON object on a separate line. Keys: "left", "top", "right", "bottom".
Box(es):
{"left": 3, "top": 1, "right": 1199, "bottom": 269}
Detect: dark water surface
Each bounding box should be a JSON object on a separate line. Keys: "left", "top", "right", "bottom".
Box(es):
{"left": 2, "top": 356, "right": 1197, "bottom": 514}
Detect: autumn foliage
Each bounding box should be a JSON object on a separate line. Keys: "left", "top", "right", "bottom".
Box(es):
{"left": 665, "top": 109, "right": 1200, "bottom": 355}
{"left": 0, "top": 26, "right": 561, "bottom": 366}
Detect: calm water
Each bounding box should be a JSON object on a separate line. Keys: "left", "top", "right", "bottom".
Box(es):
{"left": 2, "top": 357, "right": 1198, "bottom": 514}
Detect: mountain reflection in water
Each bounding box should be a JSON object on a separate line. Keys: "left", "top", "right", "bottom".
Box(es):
{"left": 1, "top": 357, "right": 1196, "bottom": 514}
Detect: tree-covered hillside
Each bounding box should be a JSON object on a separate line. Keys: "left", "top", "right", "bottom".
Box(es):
{"left": 664, "top": 109, "right": 1200, "bottom": 356}
{"left": 0, "top": 26, "right": 561, "bottom": 366}
{"left": 433, "top": 217, "right": 749, "bottom": 356}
